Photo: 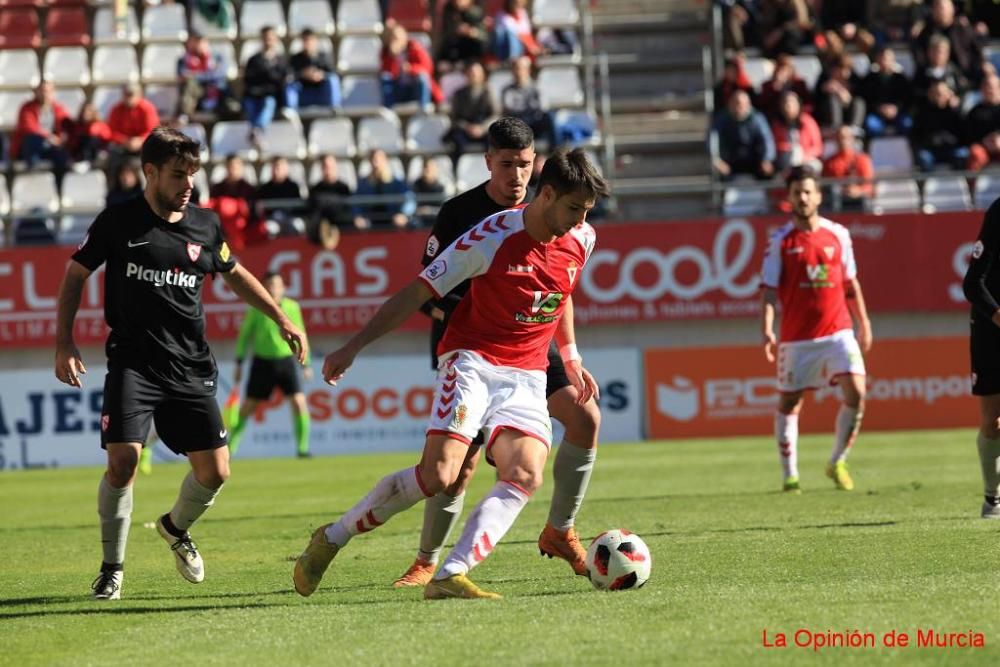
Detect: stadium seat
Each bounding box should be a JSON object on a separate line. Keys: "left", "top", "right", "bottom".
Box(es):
{"left": 406, "top": 114, "right": 450, "bottom": 154}
{"left": 357, "top": 111, "right": 404, "bottom": 155}
{"left": 92, "top": 45, "right": 140, "bottom": 85}
{"left": 0, "top": 174, "right": 9, "bottom": 217}
{"left": 456, "top": 153, "right": 490, "bottom": 192}
{"left": 488, "top": 70, "right": 514, "bottom": 104}
{"left": 537, "top": 66, "right": 585, "bottom": 108}
{"left": 53, "top": 86, "right": 86, "bottom": 117}
{"left": 259, "top": 119, "right": 308, "bottom": 159}
{"left": 722, "top": 186, "right": 768, "bottom": 216}
{"left": 387, "top": 0, "right": 431, "bottom": 32}
{"left": 144, "top": 84, "right": 180, "bottom": 120}
{"left": 211, "top": 161, "right": 258, "bottom": 186}
{"left": 923, "top": 176, "right": 972, "bottom": 213}
{"left": 0, "top": 90, "right": 33, "bottom": 131}
{"left": 92, "top": 6, "right": 140, "bottom": 45}
{"left": 142, "top": 44, "right": 186, "bottom": 84}
{"left": 975, "top": 174, "right": 1000, "bottom": 210}
{"left": 532, "top": 0, "right": 581, "bottom": 27}
{"left": 142, "top": 3, "right": 188, "bottom": 43}
{"left": 90, "top": 85, "right": 122, "bottom": 119}
{"left": 873, "top": 179, "right": 920, "bottom": 214}
{"left": 869, "top": 137, "right": 914, "bottom": 174}
{"left": 288, "top": 0, "right": 336, "bottom": 37}
{"left": 208, "top": 40, "right": 239, "bottom": 80}
{"left": 191, "top": 1, "right": 237, "bottom": 41}
{"left": 337, "top": 0, "right": 383, "bottom": 34}
{"left": 239, "top": 38, "right": 287, "bottom": 67}
{"left": 192, "top": 168, "right": 210, "bottom": 204}
{"left": 358, "top": 154, "right": 406, "bottom": 181}
{"left": 44, "top": 6, "right": 90, "bottom": 47}
{"left": 210, "top": 121, "right": 258, "bottom": 161}
{"left": 308, "top": 158, "right": 358, "bottom": 191}
{"left": 176, "top": 122, "right": 210, "bottom": 161}
{"left": 552, "top": 109, "right": 601, "bottom": 147}
{"left": 741, "top": 57, "right": 774, "bottom": 91}
{"left": 307, "top": 117, "right": 357, "bottom": 158}
{"left": 407, "top": 155, "right": 456, "bottom": 195}
{"left": 789, "top": 55, "right": 822, "bottom": 89}
{"left": 258, "top": 159, "right": 308, "bottom": 197}
{"left": 240, "top": 0, "right": 287, "bottom": 39}
{"left": 0, "top": 50, "right": 41, "bottom": 90}
{"left": 337, "top": 35, "right": 382, "bottom": 74}
{"left": 0, "top": 8, "right": 40, "bottom": 49}
{"left": 60, "top": 171, "right": 107, "bottom": 213}
{"left": 43, "top": 47, "right": 90, "bottom": 87}
{"left": 289, "top": 35, "right": 335, "bottom": 57}
{"left": 439, "top": 71, "right": 468, "bottom": 102}
{"left": 11, "top": 172, "right": 59, "bottom": 216}
{"left": 341, "top": 75, "right": 383, "bottom": 115}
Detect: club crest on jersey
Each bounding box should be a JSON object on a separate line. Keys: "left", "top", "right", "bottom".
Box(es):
{"left": 426, "top": 259, "right": 447, "bottom": 280}
{"left": 823, "top": 246, "right": 835, "bottom": 259}
{"left": 567, "top": 261, "right": 578, "bottom": 285}
{"left": 187, "top": 243, "right": 202, "bottom": 262}
{"left": 452, "top": 404, "right": 468, "bottom": 429}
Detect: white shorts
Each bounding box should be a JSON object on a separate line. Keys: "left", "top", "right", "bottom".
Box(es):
{"left": 776, "top": 329, "right": 866, "bottom": 393}
{"left": 426, "top": 350, "right": 552, "bottom": 454}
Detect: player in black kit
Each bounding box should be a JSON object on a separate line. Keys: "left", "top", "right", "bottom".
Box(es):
{"left": 392, "top": 117, "right": 603, "bottom": 587}
{"left": 963, "top": 197, "right": 1000, "bottom": 519}
{"left": 54, "top": 128, "right": 308, "bottom": 600}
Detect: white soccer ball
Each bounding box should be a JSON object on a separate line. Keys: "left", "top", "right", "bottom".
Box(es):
{"left": 586, "top": 529, "right": 652, "bottom": 591}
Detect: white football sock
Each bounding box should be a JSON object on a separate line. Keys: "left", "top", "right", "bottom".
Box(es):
{"left": 831, "top": 405, "right": 863, "bottom": 464}
{"left": 169, "top": 472, "right": 222, "bottom": 533}
{"left": 98, "top": 475, "right": 132, "bottom": 567}
{"left": 548, "top": 440, "right": 596, "bottom": 532}
{"left": 418, "top": 491, "right": 465, "bottom": 564}
{"left": 775, "top": 412, "right": 799, "bottom": 479}
{"left": 977, "top": 432, "right": 1000, "bottom": 499}
{"left": 326, "top": 466, "right": 431, "bottom": 547}
{"left": 435, "top": 481, "right": 530, "bottom": 580}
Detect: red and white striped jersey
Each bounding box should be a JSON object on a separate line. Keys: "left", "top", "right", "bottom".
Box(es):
{"left": 760, "top": 218, "right": 857, "bottom": 343}
{"left": 419, "top": 207, "right": 596, "bottom": 371}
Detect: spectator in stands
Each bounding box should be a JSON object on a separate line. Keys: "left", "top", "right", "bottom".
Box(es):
{"left": 860, "top": 46, "right": 913, "bottom": 139}
{"left": 307, "top": 155, "right": 356, "bottom": 248}
{"left": 379, "top": 23, "right": 442, "bottom": 109}
{"left": 815, "top": 54, "right": 866, "bottom": 131}
{"left": 770, "top": 90, "right": 822, "bottom": 173}
{"left": 818, "top": 0, "right": 874, "bottom": 60}
{"left": 713, "top": 54, "right": 755, "bottom": 112}
{"left": 10, "top": 81, "right": 70, "bottom": 176}
{"left": 968, "top": 0, "right": 1000, "bottom": 38}
{"left": 442, "top": 62, "right": 497, "bottom": 160}
{"left": 910, "top": 78, "right": 970, "bottom": 170}
{"left": 715, "top": 0, "right": 760, "bottom": 53}
{"left": 67, "top": 102, "right": 112, "bottom": 164}
{"left": 710, "top": 89, "right": 776, "bottom": 179}
{"left": 437, "top": 0, "right": 487, "bottom": 68}
{"left": 257, "top": 156, "right": 305, "bottom": 236}
{"left": 822, "top": 124, "right": 874, "bottom": 211}
{"left": 492, "top": 0, "right": 543, "bottom": 62}
{"left": 757, "top": 54, "right": 812, "bottom": 121}
{"left": 500, "top": 56, "right": 555, "bottom": 147}
{"left": 758, "top": 0, "right": 813, "bottom": 58}
{"left": 913, "top": 0, "right": 986, "bottom": 84}
{"left": 177, "top": 31, "right": 230, "bottom": 119}
{"left": 108, "top": 83, "right": 160, "bottom": 157}
{"left": 288, "top": 28, "right": 340, "bottom": 111}
{"left": 243, "top": 26, "right": 290, "bottom": 145}
{"left": 411, "top": 159, "right": 447, "bottom": 226}
{"left": 209, "top": 154, "right": 264, "bottom": 249}
{"left": 967, "top": 74, "right": 1000, "bottom": 171}
{"left": 867, "top": 0, "right": 924, "bottom": 44}
{"left": 105, "top": 160, "right": 143, "bottom": 207}
{"left": 914, "top": 34, "right": 971, "bottom": 100}
{"left": 353, "top": 149, "right": 414, "bottom": 229}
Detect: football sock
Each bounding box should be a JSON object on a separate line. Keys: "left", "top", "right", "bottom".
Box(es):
{"left": 976, "top": 432, "right": 1000, "bottom": 499}
{"left": 418, "top": 491, "right": 465, "bottom": 564}
{"left": 294, "top": 412, "right": 310, "bottom": 456}
{"left": 98, "top": 475, "right": 132, "bottom": 567}
{"left": 775, "top": 411, "right": 799, "bottom": 479}
{"left": 228, "top": 413, "right": 249, "bottom": 455}
{"left": 168, "top": 471, "right": 222, "bottom": 533}
{"left": 435, "top": 481, "right": 530, "bottom": 580}
{"left": 548, "top": 440, "right": 595, "bottom": 531}
{"left": 831, "top": 405, "right": 863, "bottom": 464}
{"left": 325, "top": 466, "right": 431, "bottom": 548}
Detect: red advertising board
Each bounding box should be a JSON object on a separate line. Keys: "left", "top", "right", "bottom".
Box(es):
{"left": 0, "top": 211, "right": 985, "bottom": 348}
{"left": 644, "top": 337, "right": 977, "bottom": 439}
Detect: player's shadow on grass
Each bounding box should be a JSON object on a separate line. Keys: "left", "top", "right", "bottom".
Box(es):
{"left": 0, "top": 588, "right": 294, "bottom": 608}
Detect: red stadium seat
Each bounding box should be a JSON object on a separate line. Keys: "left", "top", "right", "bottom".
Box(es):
{"left": 48, "top": 0, "right": 88, "bottom": 5}
{"left": 0, "top": 0, "right": 43, "bottom": 7}
{"left": 387, "top": 0, "right": 431, "bottom": 33}
{"left": 45, "top": 7, "right": 91, "bottom": 47}
{"left": 0, "top": 8, "right": 41, "bottom": 49}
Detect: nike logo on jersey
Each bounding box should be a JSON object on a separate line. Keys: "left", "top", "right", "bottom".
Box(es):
{"left": 128, "top": 240, "right": 150, "bottom": 247}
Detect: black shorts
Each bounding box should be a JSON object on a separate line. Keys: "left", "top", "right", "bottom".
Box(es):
{"left": 101, "top": 366, "right": 227, "bottom": 454}
{"left": 545, "top": 345, "right": 571, "bottom": 398}
{"left": 971, "top": 316, "right": 1000, "bottom": 395}
{"left": 246, "top": 356, "right": 302, "bottom": 400}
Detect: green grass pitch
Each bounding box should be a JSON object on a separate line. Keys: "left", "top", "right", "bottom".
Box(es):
{"left": 2, "top": 429, "right": 999, "bottom": 665}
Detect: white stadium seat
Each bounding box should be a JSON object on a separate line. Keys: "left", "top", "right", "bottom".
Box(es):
{"left": 93, "top": 7, "right": 140, "bottom": 45}
{"left": 336, "top": 0, "right": 383, "bottom": 34}
{"left": 0, "top": 90, "right": 33, "bottom": 131}
{"left": 406, "top": 114, "right": 451, "bottom": 153}
{"left": 142, "top": 44, "right": 186, "bottom": 84}
{"left": 532, "top": 0, "right": 581, "bottom": 27}
{"left": 144, "top": 84, "right": 180, "bottom": 121}
{"left": 211, "top": 121, "right": 257, "bottom": 160}
{"left": 869, "top": 137, "right": 913, "bottom": 174}
{"left": 723, "top": 187, "right": 768, "bottom": 216}
{"left": 337, "top": 35, "right": 382, "bottom": 74}
{"left": 43, "top": 47, "right": 91, "bottom": 87}
{"left": 923, "top": 176, "right": 972, "bottom": 213}
{"left": 308, "top": 117, "right": 358, "bottom": 158}
{"left": 92, "top": 45, "right": 140, "bottom": 85}
{"left": 456, "top": 153, "right": 490, "bottom": 192}
{"left": 873, "top": 179, "right": 920, "bottom": 214}
{"left": 975, "top": 174, "right": 1000, "bottom": 210}
{"left": 53, "top": 87, "right": 86, "bottom": 118}
{"left": 357, "top": 111, "right": 404, "bottom": 155}
{"left": 537, "top": 66, "right": 585, "bottom": 108}
{"left": 309, "top": 159, "right": 358, "bottom": 191}
{"left": 240, "top": 0, "right": 288, "bottom": 39}
{"left": 341, "top": 75, "right": 383, "bottom": 115}
{"left": 91, "top": 85, "right": 123, "bottom": 120}
{"left": 258, "top": 120, "right": 308, "bottom": 159}
{"left": 11, "top": 172, "right": 60, "bottom": 215}
{"left": 0, "top": 50, "right": 41, "bottom": 89}
{"left": 407, "top": 155, "right": 456, "bottom": 195}
{"left": 61, "top": 171, "right": 108, "bottom": 213}
{"left": 142, "top": 3, "right": 188, "bottom": 43}
{"left": 288, "top": 0, "right": 336, "bottom": 36}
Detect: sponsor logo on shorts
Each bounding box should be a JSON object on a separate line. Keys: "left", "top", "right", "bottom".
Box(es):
{"left": 187, "top": 243, "right": 202, "bottom": 262}
{"left": 101, "top": 415, "right": 109, "bottom": 432}
{"left": 126, "top": 262, "right": 197, "bottom": 288}
{"left": 972, "top": 240, "right": 985, "bottom": 259}
{"left": 425, "top": 259, "right": 447, "bottom": 280}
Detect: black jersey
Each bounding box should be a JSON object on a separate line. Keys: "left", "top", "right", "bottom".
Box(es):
{"left": 964, "top": 198, "right": 1000, "bottom": 324}
{"left": 72, "top": 196, "right": 237, "bottom": 396}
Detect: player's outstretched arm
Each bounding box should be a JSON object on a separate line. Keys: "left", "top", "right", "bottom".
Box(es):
{"left": 223, "top": 264, "right": 309, "bottom": 364}
{"left": 54, "top": 260, "right": 92, "bottom": 388}
{"left": 323, "top": 278, "right": 434, "bottom": 385}
{"left": 761, "top": 287, "right": 778, "bottom": 363}
{"left": 845, "top": 278, "right": 873, "bottom": 353}
{"left": 554, "top": 296, "right": 599, "bottom": 404}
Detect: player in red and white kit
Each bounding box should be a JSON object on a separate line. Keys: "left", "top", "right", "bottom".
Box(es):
{"left": 293, "top": 149, "right": 609, "bottom": 599}
{"left": 760, "top": 166, "right": 873, "bottom": 493}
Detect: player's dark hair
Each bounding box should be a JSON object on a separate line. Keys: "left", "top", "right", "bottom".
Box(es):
{"left": 140, "top": 127, "right": 201, "bottom": 172}
{"left": 487, "top": 116, "right": 534, "bottom": 152}
{"left": 263, "top": 271, "right": 282, "bottom": 282}
{"left": 784, "top": 165, "right": 819, "bottom": 189}
{"left": 536, "top": 148, "right": 610, "bottom": 200}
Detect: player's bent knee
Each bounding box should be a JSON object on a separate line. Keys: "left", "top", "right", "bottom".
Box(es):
{"left": 504, "top": 466, "right": 544, "bottom": 495}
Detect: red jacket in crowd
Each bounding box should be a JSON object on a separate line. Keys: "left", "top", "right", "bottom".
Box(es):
{"left": 10, "top": 99, "right": 71, "bottom": 159}
{"left": 107, "top": 98, "right": 160, "bottom": 146}
{"left": 380, "top": 40, "right": 444, "bottom": 104}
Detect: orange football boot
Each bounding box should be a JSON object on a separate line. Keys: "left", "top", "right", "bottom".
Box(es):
{"left": 538, "top": 523, "right": 588, "bottom": 576}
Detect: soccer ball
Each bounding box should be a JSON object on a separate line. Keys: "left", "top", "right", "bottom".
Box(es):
{"left": 586, "top": 529, "right": 652, "bottom": 591}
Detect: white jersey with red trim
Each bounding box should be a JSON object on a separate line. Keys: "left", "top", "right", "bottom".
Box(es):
{"left": 418, "top": 208, "right": 595, "bottom": 371}
{"left": 760, "top": 217, "right": 856, "bottom": 343}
